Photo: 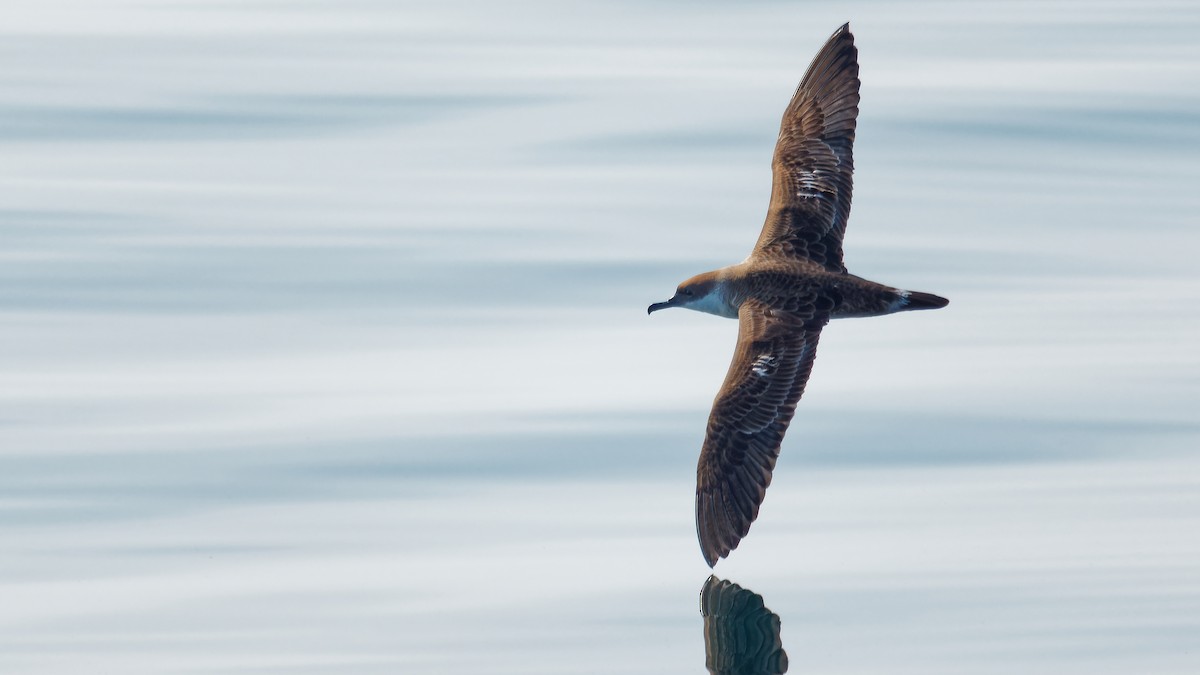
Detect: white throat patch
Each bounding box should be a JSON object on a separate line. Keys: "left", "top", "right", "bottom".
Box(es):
{"left": 684, "top": 287, "right": 737, "bottom": 319}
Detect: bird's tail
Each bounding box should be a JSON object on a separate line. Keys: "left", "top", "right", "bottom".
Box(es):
{"left": 897, "top": 290, "right": 949, "bottom": 311}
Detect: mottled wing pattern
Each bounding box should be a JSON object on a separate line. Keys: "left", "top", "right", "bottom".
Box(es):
{"left": 696, "top": 299, "right": 826, "bottom": 566}
{"left": 700, "top": 576, "right": 788, "bottom": 675}
{"left": 754, "top": 23, "right": 860, "bottom": 272}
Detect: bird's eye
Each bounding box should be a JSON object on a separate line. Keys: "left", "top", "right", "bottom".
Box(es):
{"left": 683, "top": 289, "right": 693, "bottom": 296}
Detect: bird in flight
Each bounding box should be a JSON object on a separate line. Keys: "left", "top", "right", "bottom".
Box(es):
{"left": 648, "top": 23, "right": 948, "bottom": 567}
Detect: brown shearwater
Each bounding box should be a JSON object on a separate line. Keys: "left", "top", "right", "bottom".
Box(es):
{"left": 648, "top": 23, "right": 948, "bottom": 567}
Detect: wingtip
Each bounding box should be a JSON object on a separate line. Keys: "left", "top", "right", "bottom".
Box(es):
{"left": 698, "top": 518, "right": 734, "bottom": 568}
{"left": 698, "top": 575, "right": 725, "bottom": 613}
{"left": 697, "top": 492, "right": 732, "bottom": 567}
{"left": 698, "top": 519, "right": 721, "bottom": 567}
{"left": 699, "top": 529, "right": 720, "bottom": 567}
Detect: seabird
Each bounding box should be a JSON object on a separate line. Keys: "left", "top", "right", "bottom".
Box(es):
{"left": 648, "top": 23, "right": 948, "bottom": 567}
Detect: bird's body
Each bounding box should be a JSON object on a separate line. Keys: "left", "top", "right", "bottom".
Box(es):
{"left": 664, "top": 261, "right": 946, "bottom": 322}
{"left": 648, "top": 24, "right": 948, "bottom": 566}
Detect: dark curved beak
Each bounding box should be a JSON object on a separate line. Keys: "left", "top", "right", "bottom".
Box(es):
{"left": 647, "top": 298, "right": 676, "bottom": 315}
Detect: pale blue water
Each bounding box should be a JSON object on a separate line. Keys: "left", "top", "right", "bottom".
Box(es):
{"left": 2, "top": 1, "right": 1199, "bottom": 673}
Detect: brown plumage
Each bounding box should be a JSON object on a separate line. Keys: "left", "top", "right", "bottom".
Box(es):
{"left": 648, "top": 24, "right": 949, "bottom": 566}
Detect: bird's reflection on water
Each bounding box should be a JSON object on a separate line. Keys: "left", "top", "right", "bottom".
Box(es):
{"left": 700, "top": 576, "right": 788, "bottom": 674}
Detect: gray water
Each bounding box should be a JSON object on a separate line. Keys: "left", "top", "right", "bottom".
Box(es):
{"left": 2, "top": 1, "right": 1199, "bottom": 672}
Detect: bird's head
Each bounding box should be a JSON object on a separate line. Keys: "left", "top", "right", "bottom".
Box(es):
{"left": 648, "top": 271, "right": 731, "bottom": 317}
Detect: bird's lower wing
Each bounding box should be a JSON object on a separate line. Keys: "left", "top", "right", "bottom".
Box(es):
{"left": 696, "top": 300, "right": 826, "bottom": 566}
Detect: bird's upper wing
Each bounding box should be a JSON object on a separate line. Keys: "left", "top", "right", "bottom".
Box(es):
{"left": 753, "top": 23, "right": 860, "bottom": 272}
{"left": 696, "top": 299, "right": 827, "bottom": 566}
{"left": 700, "top": 576, "right": 788, "bottom": 675}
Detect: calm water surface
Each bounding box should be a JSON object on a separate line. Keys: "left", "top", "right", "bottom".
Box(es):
{"left": 2, "top": 1, "right": 1199, "bottom": 672}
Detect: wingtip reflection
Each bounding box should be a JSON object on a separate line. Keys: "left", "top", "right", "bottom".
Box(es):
{"left": 700, "top": 576, "right": 789, "bottom": 674}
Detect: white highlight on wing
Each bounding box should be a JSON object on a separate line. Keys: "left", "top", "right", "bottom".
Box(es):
{"left": 794, "top": 169, "right": 825, "bottom": 198}
{"left": 751, "top": 354, "right": 777, "bottom": 377}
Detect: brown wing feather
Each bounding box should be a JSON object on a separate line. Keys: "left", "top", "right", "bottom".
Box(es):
{"left": 696, "top": 300, "right": 826, "bottom": 566}
{"left": 754, "top": 23, "right": 860, "bottom": 272}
